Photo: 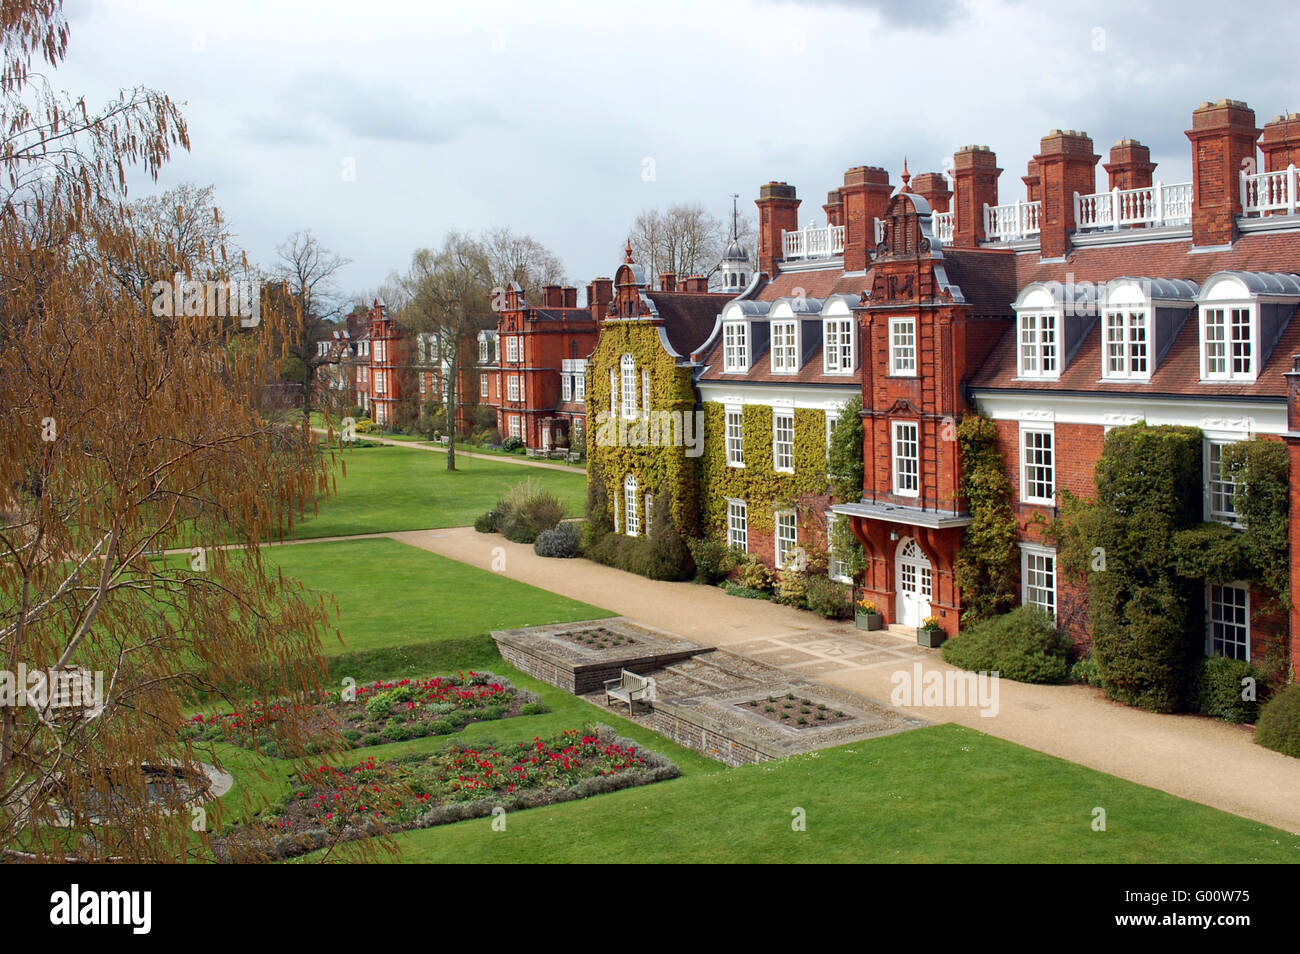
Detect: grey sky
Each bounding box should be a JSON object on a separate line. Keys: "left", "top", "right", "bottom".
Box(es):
{"left": 57, "top": 0, "right": 1300, "bottom": 298}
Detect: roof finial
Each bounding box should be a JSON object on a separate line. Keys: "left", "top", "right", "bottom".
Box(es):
{"left": 900, "top": 156, "right": 911, "bottom": 193}
{"left": 730, "top": 194, "right": 740, "bottom": 241}
{"left": 624, "top": 237, "right": 633, "bottom": 264}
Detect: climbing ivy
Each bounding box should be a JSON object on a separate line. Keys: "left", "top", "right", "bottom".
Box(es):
{"left": 584, "top": 320, "right": 700, "bottom": 535}
{"left": 953, "top": 413, "right": 1019, "bottom": 624}
{"left": 1220, "top": 438, "right": 1290, "bottom": 607}
{"left": 698, "top": 402, "right": 830, "bottom": 534}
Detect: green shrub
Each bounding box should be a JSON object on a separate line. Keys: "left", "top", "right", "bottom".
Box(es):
{"left": 519, "top": 701, "right": 549, "bottom": 716}
{"left": 940, "top": 606, "right": 1073, "bottom": 684}
{"left": 1255, "top": 685, "right": 1300, "bottom": 758}
{"left": 720, "top": 581, "right": 770, "bottom": 600}
{"left": 473, "top": 510, "right": 498, "bottom": 534}
{"left": 805, "top": 575, "right": 852, "bottom": 619}
{"left": 497, "top": 478, "right": 566, "bottom": 544}
{"left": 775, "top": 569, "right": 809, "bottom": 609}
{"left": 1194, "top": 655, "right": 1264, "bottom": 724}
{"left": 736, "top": 557, "right": 773, "bottom": 593}
{"left": 687, "top": 537, "right": 741, "bottom": 584}
{"left": 429, "top": 719, "right": 456, "bottom": 735}
{"left": 534, "top": 522, "right": 581, "bottom": 558}
{"left": 502, "top": 435, "right": 524, "bottom": 452}
{"left": 1070, "top": 655, "right": 1102, "bottom": 687}
{"left": 583, "top": 486, "right": 693, "bottom": 581}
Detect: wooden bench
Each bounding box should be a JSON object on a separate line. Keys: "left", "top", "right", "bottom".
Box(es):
{"left": 604, "top": 670, "right": 652, "bottom": 715}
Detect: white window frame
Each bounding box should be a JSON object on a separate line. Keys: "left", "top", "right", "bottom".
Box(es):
{"left": 624, "top": 475, "right": 639, "bottom": 537}
{"left": 891, "top": 420, "right": 920, "bottom": 497}
{"left": 772, "top": 411, "right": 795, "bottom": 474}
{"left": 642, "top": 368, "right": 651, "bottom": 412}
{"left": 480, "top": 376, "right": 489, "bottom": 398}
{"left": 508, "top": 415, "right": 522, "bottom": 438}
{"left": 1102, "top": 308, "right": 1150, "bottom": 380}
{"left": 889, "top": 317, "right": 917, "bottom": 376}
{"left": 774, "top": 509, "right": 797, "bottom": 569}
{"left": 727, "top": 499, "right": 748, "bottom": 552}
{"left": 1201, "top": 303, "right": 1255, "bottom": 382}
{"left": 574, "top": 372, "right": 585, "bottom": 402}
{"left": 771, "top": 320, "right": 799, "bottom": 373}
{"left": 823, "top": 318, "right": 855, "bottom": 374}
{"left": 1020, "top": 425, "right": 1055, "bottom": 506}
{"left": 1205, "top": 438, "right": 1242, "bottom": 525}
{"left": 725, "top": 406, "right": 744, "bottom": 468}
{"left": 507, "top": 375, "right": 521, "bottom": 402}
{"left": 479, "top": 339, "right": 489, "bottom": 363}
{"left": 1016, "top": 310, "right": 1059, "bottom": 379}
{"left": 620, "top": 354, "right": 638, "bottom": 420}
{"left": 505, "top": 337, "right": 519, "bottom": 363}
{"left": 1020, "top": 543, "right": 1057, "bottom": 618}
{"left": 562, "top": 374, "right": 572, "bottom": 402}
{"left": 1206, "top": 582, "right": 1250, "bottom": 662}
{"left": 827, "top": 511, "right": 852, "bottom": 583}
{"left": 723, "top": 322, "right": 749, "bottom": 372}
{"left": 825, "top": 410, "right": 839, "bottom": 459}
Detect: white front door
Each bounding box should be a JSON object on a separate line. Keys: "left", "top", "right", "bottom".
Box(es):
{"left": 895, "top": 537, "right": 933, "bottom": 627}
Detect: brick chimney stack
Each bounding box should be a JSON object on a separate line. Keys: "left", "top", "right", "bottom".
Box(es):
{"left": 541, "top": 284, "right": 564, "bottom": 307}
{"left": 588, "top": 277, "right": 613, "bottom": 319}
{"left": 1022, "top": 159, "right": 1041, "bottom": 203}
{"left": 1035, "top": 129, "right": 1099, "bottom": 259}
{"left": 823, "top": 188, "right": 844, "bottom": 227}
{"left": 756, "top": 182, "right": 800, "bottom": 277}
{"left": 1104, "top": 139, "right": 1156, "bottom": 191}
{"left": 911, "top": 172, "right": 951, "bottom": 213}
{"left": 840, "top": 166, "right": 892, "bottom": 272}
{"left": 1187, "top": 99, "right": 1260, "bottom": 247}
{"left": 1259, "top": 113, "right": 1300, "bottom": 173}
{"left": 681, "top": 275, "right": 709, "bottom": 294}
{"left": 561, "top": 286, "right": 578, "bottom": 308}
{"left": 658, "top": 272, "right": 677, "bottom": 292}
{"left": 951, "top": 146, "right": 1001, "bottom": 246}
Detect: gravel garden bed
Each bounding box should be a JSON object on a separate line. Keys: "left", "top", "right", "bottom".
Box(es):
{"left": 554, "top": 626, "right": 640, "bottom": 650}
{"left": 212, "top": 725, "right": 679, "bottom": 861}
{"left": 182, "top": 671, "right": 547, "bottom": 756}
{"left": 738, "top": 692, "right": 854, "bottom": 729}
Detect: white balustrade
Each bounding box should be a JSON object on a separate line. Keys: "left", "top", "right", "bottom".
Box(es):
{"left": 781, "top": 222, "right": 846, "bottom": 260}
{"left": 1242, "top": 165, "right": 1300, "bottom": 216}
{"left": 1073, "top": 181, "right": 1193, "bottom": 231}
{"left": 933, "top": 211, "right": 954, "bottom": 244}
{"left": 983, "top": 199, "right": 1041, "bottom": 241}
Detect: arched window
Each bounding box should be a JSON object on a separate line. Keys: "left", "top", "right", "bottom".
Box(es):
{"left": 624, "top": 475, "right": 639, "bottom": 536}
{"left": 620, "top": 354, "right": 638, "bottom": 420}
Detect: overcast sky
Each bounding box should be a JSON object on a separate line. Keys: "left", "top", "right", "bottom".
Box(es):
{"left": 55, "top": 0, "right": 1300, "bottom": 298}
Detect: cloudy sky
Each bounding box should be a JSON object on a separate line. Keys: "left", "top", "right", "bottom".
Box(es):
{"left": 55, "top": 0, "right": 1300, "bottom": 298}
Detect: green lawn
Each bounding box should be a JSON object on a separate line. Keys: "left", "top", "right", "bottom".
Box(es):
{"left": 260, "top": 537, "right": 610, "bottom": 660}
{"left": 291, "top": 444, "right": 587, "bottom": 539}
{"left": 201, "top": 536, "right": 1300, "bottom": 864}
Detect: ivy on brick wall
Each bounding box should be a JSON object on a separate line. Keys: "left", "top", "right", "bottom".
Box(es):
{"left": 954, "top": 414, "right": 1019, "bottom": 623}
{"left": 1220, "top": 438, "right": 1290, "bottom": 607}
{"left": 698, "top": 402, "right": 830, "bottom": 535}
{"left": 584, "top": 320, "right": 700, "bottom": 535}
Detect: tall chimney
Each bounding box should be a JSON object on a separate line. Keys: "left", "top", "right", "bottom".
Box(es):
{"left": 681, "top": 275, "right": 709, "bottom": 294}
{"left": 1259, "top": 113, "right": 1300, "bottom": 173}
{"left": 1186, "top": 99, "right": 1259, "bottom": 247}
{"left": 911, "top": 172, "right": 951, "bottom": 213}
{"left": 658, "top": 272, "right": 677, "bottom": 292}
{"left": 542, "top": 284, "right": 563, "bottom": 308}
{"left": 1035, "top": 129, "right": 1099, "bottom": 259}
{"left": 1022, "top": 159, "right": 1041, "bottom": 203}
{"left": 561, "top": 286, "right": 578, "bottom": 308}
{"left": 823, "top": 188, "right": 845, "bottom": 227}
{"left": 756, "top": 182, "right": 800, "bottom": 276}
{"left": 840, "top": 166, "right": 892, "bottom": 271}
{"left": 1104, "top": 139, "right": 1156, "bottom": 191}
{"left": 588, "top": 277, "right": 613, "bottom": 319}
{"left": 951, "top": 146, "right": 1001, "bottom": 246}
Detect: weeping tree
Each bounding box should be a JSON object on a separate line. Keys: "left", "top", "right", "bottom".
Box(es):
{"left": 0, "top": 0, "right": 387, "bottom": 863}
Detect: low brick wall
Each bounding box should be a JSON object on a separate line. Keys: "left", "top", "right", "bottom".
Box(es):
{"left": 652, "top": 706, "right": 771, "bottom": 766}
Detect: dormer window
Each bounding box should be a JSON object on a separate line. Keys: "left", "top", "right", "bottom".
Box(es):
{"left": 1201, "top": 305, "right": 1254, "bottom": 380}
{"left": 771, "top": 320, "right": 798, "bottom": 373}
{"left": 823, "top": 317, "right": 854, "bottom": 373}
{"left": 723, "top": 322, "right": 748, "bottom": 372}
{"left": 1018, "top": 312, "right": 1058, "bottom": 378}
{"left": 1102, "top": 308, "right": 1150, "bottom": 379}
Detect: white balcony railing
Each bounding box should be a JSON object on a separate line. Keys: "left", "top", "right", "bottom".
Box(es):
{"left": 933, "top": 211, "right": 954, "bottom": 244}
{"left": 1242, "top": 165, "right": 1300, "bottom": 216}
{"left": 984, "top": 199, "right": 1041, "bottom": 241}
{"left": 781, "top": 222, "right": 846, "bottom": 260}
{"left": 1074, "top": 181, "right": 1192, "bottom": 231}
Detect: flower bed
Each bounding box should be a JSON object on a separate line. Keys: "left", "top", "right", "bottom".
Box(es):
{"left": 554, "top": 626, "right": 639, "bottom": 650}
{"left": 213, "top": 725, "right": 679, "bottom": 861}
{"left": 182, "top": 671, "right": 547, "bottom": 756}
{"left": 737, "top": 693, "right": 853, "bottom": 729}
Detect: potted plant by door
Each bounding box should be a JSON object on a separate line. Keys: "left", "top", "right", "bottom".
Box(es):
{"left": 917, "top": 615, "right": 946, "bottom": 648}
{"left": 855, "top": 597, "right": 883, "bottom": 631}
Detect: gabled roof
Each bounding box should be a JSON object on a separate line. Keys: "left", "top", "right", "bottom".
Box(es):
{"left": 644, "top": 290, "right": 732, "bottom": 359}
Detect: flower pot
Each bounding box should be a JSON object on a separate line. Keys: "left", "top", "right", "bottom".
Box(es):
{"left": 917, "top": 626, "right": 946, "bottom": 648}
{"left": 856, "top": 611, "right": 883, "bottom": 631}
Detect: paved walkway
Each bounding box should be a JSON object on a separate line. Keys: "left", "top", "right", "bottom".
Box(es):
{"left": 311, "top": 428, "right": 586, "bottom": 474}
{"left": 388, "top": 526, "right": 1300, "bottom": 834}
